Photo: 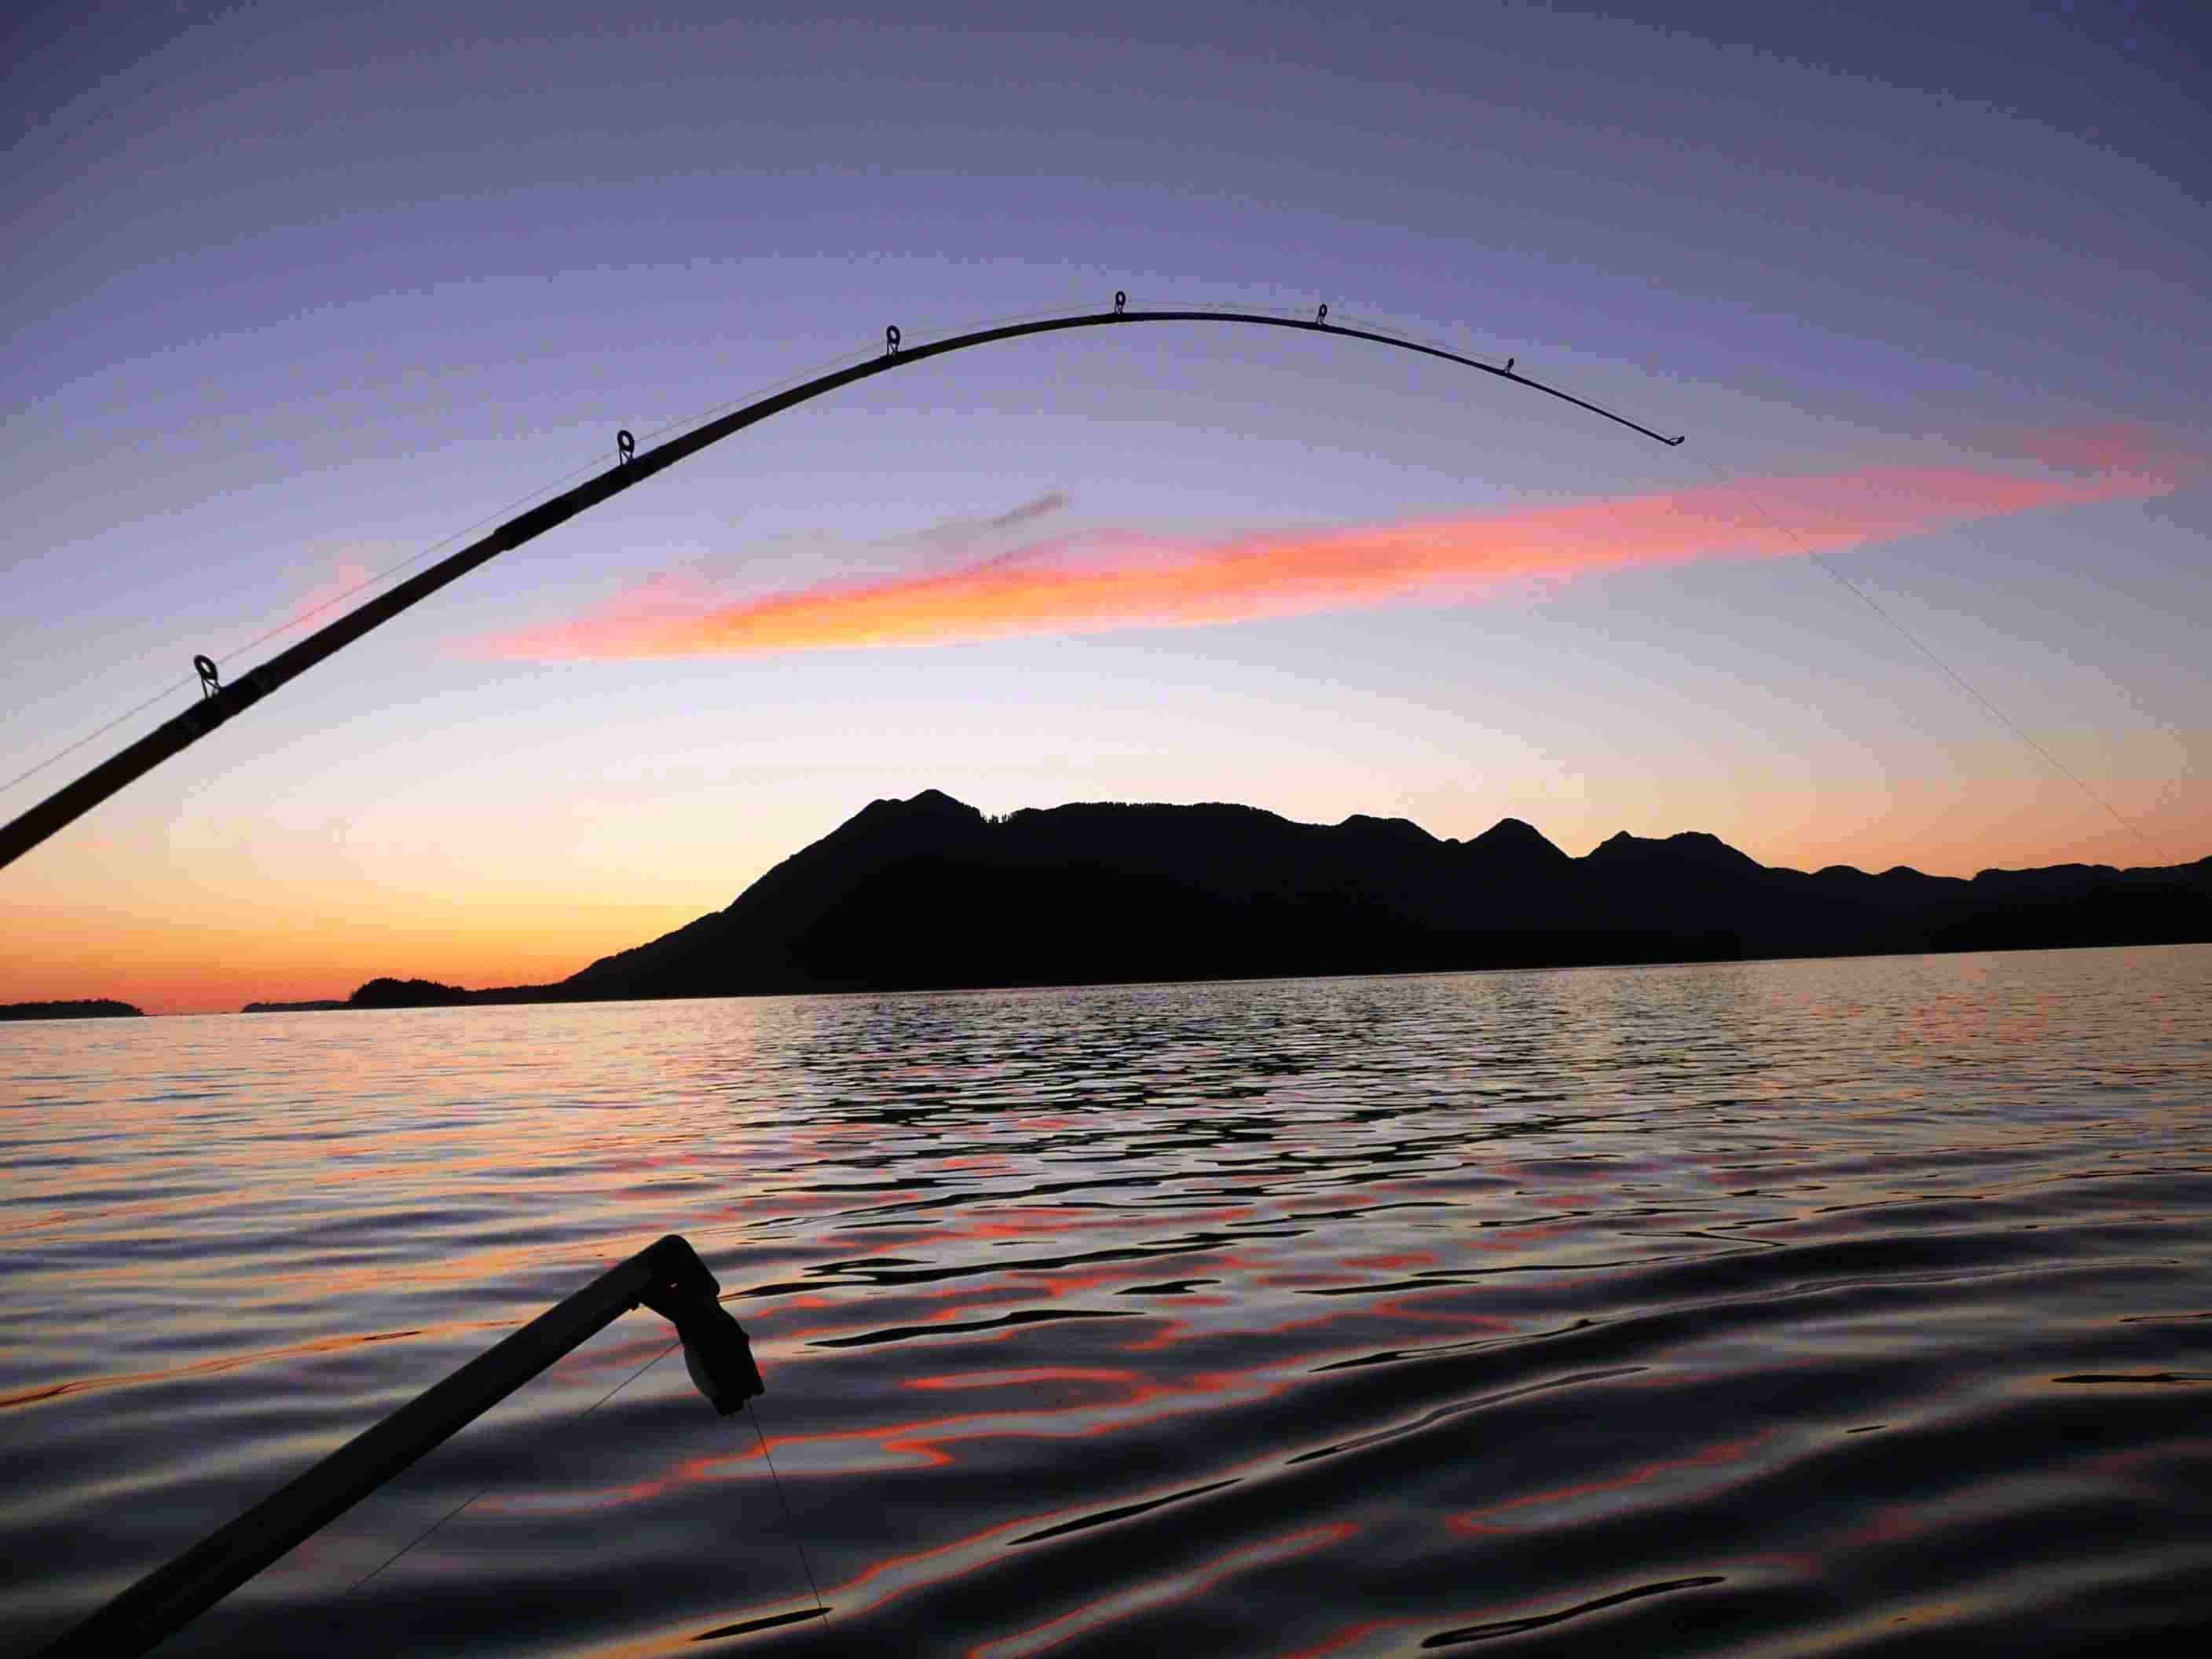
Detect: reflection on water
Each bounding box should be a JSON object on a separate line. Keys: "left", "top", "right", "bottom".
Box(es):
{"left": 2, "top": 946, "right": 2209, "bottom": 1656}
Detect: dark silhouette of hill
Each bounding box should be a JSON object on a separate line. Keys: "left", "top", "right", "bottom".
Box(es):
{"left": 347, "top": 977, "right": 474, "bottom": 1009}
{"left": 281, "top": 792, "right": 2211, "bottom": 1009}
{"left": 1, "top": 998, "right": 144, "bottom": 1020}
{"left": 515, "top": 791, "right": 2210, "bottom": 1003}
{"left": 240, "top": 998, "right": 350, "bottom": 1013}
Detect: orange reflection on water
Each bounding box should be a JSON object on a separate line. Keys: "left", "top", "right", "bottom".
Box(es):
{"left": 1341, "top": 1251, "right": 1441, "bottom": 1271}
{"left": 905, "top": 1367, "right": 1136, "bottom": 1393}
{"left": 1448, "top": 1429, "right": 1771, "bottom": 1534}
{"left": 1273, "top": 1617, "right": 1404, "bottom": 1659}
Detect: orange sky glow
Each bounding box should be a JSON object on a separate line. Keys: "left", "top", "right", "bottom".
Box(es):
{"left": 478, "top": 447, "right": 2186, "bottom": 662}
{"left": 6, "top": 434, "right": 2199, "bottom": 1016}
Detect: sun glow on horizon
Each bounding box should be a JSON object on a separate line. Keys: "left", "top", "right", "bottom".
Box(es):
{"left": 5, "top": 432, "right": 2201, "bottom": 1017}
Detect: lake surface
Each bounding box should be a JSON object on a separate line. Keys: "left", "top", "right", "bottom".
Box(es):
{"left": 4, "top": 946, "right": 2210, "bottom": 1657}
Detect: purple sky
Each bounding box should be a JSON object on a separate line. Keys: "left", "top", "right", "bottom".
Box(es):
{"left": 3, "top": 2, "right": 2207, "bottom": 1011}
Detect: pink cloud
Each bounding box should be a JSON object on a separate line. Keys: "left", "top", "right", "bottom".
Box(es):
{"left": 277, "top": 562, "right": 375, "bottom": 635}
{"left": 474, "top": 436, "right": 2191, "bottom": 661}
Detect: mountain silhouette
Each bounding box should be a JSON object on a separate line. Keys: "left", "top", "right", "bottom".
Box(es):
{"left": 306, "top": 790, "right": 2210, "bottom": 1009}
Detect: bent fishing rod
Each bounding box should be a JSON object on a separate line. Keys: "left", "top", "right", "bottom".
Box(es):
{"left": 0, "top": 295, "right": 1683, "bottom": 873}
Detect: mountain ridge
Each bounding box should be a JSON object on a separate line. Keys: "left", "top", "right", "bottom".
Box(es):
{"left": 255, "top": 791, "right": 2210, "bottom": 1011}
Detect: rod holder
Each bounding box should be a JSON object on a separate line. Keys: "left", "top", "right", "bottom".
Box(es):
{"left": 37, "top": 1234, "right": 760, "bottom": 1658}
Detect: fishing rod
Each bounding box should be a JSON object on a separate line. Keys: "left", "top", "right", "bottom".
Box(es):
{"left": 0, "top": 295, "right": 1683, "bottom": 873}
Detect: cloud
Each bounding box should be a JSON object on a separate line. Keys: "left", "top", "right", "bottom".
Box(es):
{"left": 278, "top": 562, "right": 375, "bottom": 635}
{"left": 913, "top": 489, "right": 1072, "bottom": 568}
{"left": 979, "top": 490, "right": 1070, "bottom": 532}
{"left": 1987, "top": 421, "right": 2195, "bottom": 483}
{"left": 474, "top": 439, "right": 2190, "bottom": 662}
{"left": 207, "top": 558, "right": 381, "bottom": 661}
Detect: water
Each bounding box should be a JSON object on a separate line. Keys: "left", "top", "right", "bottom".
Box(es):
{"left": 3, "top": 946, "right": 2210, "bottom": 1657}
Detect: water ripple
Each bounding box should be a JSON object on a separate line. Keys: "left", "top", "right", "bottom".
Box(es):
{"left": 2, "top": 945, "right": 2208, "bottom": 1655}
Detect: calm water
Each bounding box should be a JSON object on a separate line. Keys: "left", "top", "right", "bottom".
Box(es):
{"left": 4, "top": 947, "right": 2210, "bottom": 1657}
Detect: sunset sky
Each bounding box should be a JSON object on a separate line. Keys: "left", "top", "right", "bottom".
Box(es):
{"left": 3, "top": 2, "right": 2207, "bottom": 1015}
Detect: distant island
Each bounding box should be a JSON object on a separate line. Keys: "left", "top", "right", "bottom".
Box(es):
{"left": 244, "top": 790, "right": 2212, "bottom": 1012}
{"left": 1, "top": 999, "right": 144, "bottom": 1020}
{"left": 348, "top": 977, "right": 474, "bottom": 1009}
{"left": 242, "top": 980, "right": 471, "bottom": 1013}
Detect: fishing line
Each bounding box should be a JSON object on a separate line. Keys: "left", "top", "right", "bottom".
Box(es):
{"left": 2, "top": 291, "right": 1684, "bottom": 873}
{"left": 331, "top": 1334, "right": 681, "bottom": 1606}
{"left": 0, "top": 453, "right": 609, "bottom": 802}
{"left": 624, "top": 299, "right": 1082, "bottom": 456}
{"left": 0, "top": 679, "right": 199, "bottom": 801}
{"left": 0, "top": 302, "right": 1069, "bottom": 808}
{"left": 1697, "top": 455, "right": 2169, "bottom": 864}
{"left": 749, "top": 1399, "right": 828, "bottom": 1627}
